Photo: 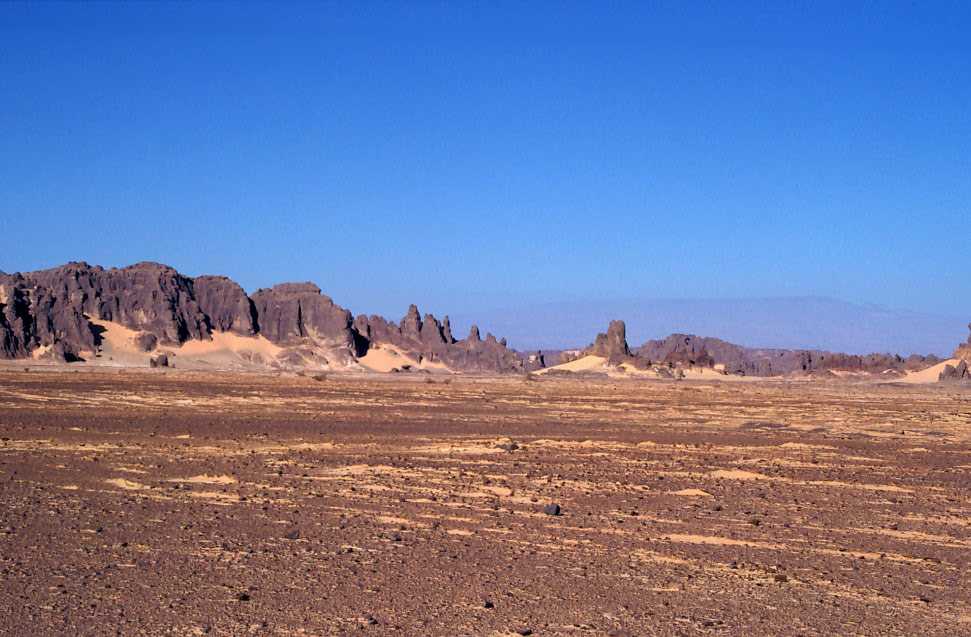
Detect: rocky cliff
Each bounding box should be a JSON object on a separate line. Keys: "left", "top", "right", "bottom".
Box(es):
{"left": 0, "top": 261, "right": 528, "bottom": 372}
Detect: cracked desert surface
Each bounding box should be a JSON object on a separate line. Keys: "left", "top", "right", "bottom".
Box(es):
{"left": 1, "top": 369, "right": 969, "bottom": 635}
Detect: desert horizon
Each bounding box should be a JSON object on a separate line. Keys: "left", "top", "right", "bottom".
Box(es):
{"left": 2, "top": 3, "right": 969, "bottom": 635}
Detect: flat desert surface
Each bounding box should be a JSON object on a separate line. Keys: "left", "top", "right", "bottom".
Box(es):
{"left": 1, "top": 370, "right": 969, "bottom": 636}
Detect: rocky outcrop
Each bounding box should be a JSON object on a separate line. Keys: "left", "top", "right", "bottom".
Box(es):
{"left": 353, "top": 309, "right": 526, "bottom": 373}
{"left": 250, "top": 283, "right": 359, "bottom": 364}
{"left": 634, "top": 333, "right": 939, "bottom": 377}
{"left": 586, "top": 320, "right": 631, "bottom": 363}
{"left": 194, "top": 275, "right": 257, "bottom": 335}
{"left": 1, "top": 261, "right": 530, "bottom": 373}
{"left": 939, "top": 359, "right": 969, "bottom": 382}
{"left": 2, "top": 261, "right": 209, "bottom": 359}
{"left": 954, "top": 324, "right": 971, "bottom": 361}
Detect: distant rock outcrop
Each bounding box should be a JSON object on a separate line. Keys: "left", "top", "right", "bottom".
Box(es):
{"left": 939, "top": 359, "right": 969, "bottom": 382}
{"left": 587, "top": 320, "right": 631, "bottom": 363}
{"left": 354, "top": 309, "right": 525, "bottom": 373}
{"left": 634, "top": 333, "right": 938, "bottom": 377}
{"left": 954, "top": 324, "right": 971, "bottom": 361}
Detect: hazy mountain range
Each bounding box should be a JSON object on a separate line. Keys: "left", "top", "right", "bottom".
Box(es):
{"left": 450, "top": 297, "right": 967, "bottom": 357}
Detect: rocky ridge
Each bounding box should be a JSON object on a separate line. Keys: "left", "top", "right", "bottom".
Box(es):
{"left": 0, "top": 261, "right": 952, "bottom": 378}
{"left": 565, "top": 320, "right": 941, "bottom": 378}
{"left": 0, "top": 262, "right": 528, "bottom": 372}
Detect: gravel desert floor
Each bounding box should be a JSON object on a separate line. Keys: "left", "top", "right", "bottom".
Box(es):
{"left": 1, "top": 369, "right": 969, "bottom": 636}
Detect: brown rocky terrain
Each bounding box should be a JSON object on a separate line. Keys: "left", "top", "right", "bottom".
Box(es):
{"left": 0, "top": 369, "right": 969, "bottom": 635}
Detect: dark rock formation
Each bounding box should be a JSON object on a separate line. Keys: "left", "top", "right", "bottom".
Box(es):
{"left": 441, "top": 316, "right": 455, "bottom": 344}
{"left": 635, "top": 333, "right": 939, "bottom": 377}
{"left": 250, "top": 283, "right": 358, "bottom": 364}
{"left": 194, "top": 276, "right": 257, "bottom": 335}
{"left": 586, "top": 320, "right": 631, "bottom": 363}
{"left": 400, "top": 305, "right": 423, "bottom": 342}
{"left": 353, "top": 308, "right": 526, "bottom": 373}
{"left": 149, "top": 353, "right": 170, "bottom": 368}
{"left": 1, "top": 261, "right": 532, "bottom": 373}
{"left": 939, "top": 360, "right": 969, "bottom": 381}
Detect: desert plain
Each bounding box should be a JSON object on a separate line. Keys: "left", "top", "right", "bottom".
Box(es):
{"left": 0, "top": 369, "right": 969, "bottom": 636}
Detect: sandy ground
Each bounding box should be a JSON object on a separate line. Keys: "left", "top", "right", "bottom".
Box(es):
{"left": 0, "top": 370, "right": 969, "bottom": 635}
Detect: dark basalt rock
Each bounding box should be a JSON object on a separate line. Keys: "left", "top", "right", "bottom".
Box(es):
{"left": 149, "top": 354, "right": 169, "bottom": 368}
{"left": 250, "top": 283, "right": 354, "bottom": 346}
{"left": 353, "top": 307, "right": 526, "bottom": 373}
{"left": 587, "top": 320, "right": 631, "bottom": 363}
{"left": 194, "top": 275, "right": 257, "bottom": 335}
{"left": 400, "top": 304, "right": 422, "bottom": 342}
{"left": 939, "top": 360, "right": 969, "bottom": 382}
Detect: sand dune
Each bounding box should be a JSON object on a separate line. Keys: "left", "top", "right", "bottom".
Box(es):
{"left": 88, "top": 319, "right": 283, "bottom": 368}
{"left": 538, "top": 355, "right": 608, "bottom": 374}
{"left": 358, "top": 344, "right": 450, "bottom": 373}
{"left": 899, "top": 359, "right": 959, "bottom": 384}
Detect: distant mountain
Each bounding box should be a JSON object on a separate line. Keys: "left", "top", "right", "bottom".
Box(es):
{"left": 449, "top": 297, "right": 967, "bottom": 357}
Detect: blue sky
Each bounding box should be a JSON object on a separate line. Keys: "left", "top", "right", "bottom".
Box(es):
{"left": 1, "top": 2, "right": 969, "bottom": 328}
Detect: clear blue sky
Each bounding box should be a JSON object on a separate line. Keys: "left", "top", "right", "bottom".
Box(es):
{"left": 1, "top": 2, "right": 969, "bottom": 322}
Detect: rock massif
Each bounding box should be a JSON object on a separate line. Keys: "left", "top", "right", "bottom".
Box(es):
{"left": 565, "top": 320, "right": 940, "bottom": 378}
{"left": 0, "top": 261, "right": 528, "bottom": 372}
{"left": 0, "top": 260, "right": 952, "bottom": 378}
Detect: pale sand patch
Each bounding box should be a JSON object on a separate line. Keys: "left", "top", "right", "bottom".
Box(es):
{"left": 169, "top": 474, "right": 237, "bottom": 485}
{"left": 175, "top": 331, "right": 283, "bottom": 359}
{"left": 358, "top": 344, "right": 450, "bottom": 373}
{"left": 664, "top": 533, "right": 783, "bottom": 549}
{"left": 709, "top": 469, "right": 768, "bottom": 481}
{"left": 679, "top": 366, "right": 761, "bottom": 382}
{"left": 105, "top": 478, "right": 148, "bottom": 490}
{"left": 30, "top": 344, "right": 53, "bottom": 359}
{"left": 899, "top": 359, "right": 960, "bottom": 384}
{"left": 537, "top": 355, "right": 607, "bottom": 374}
{"left": 446, "top": 529, "right": 474, "bottom": 536}
{"left": 411, "top": 440, "right": 506, "bottom": 455}
{"left": 670, "top": 488, "right": 713, "bottom": 497}
{"left": 114, "top": 466, "right": 148, "bottom": 474}
{"left": 88, "top": 318, "right": 145, "bottom": 353}
{"left": 848, "top": 527, "right": 967, "bottom": 546}
{"left": 61, "top": 485, "right": 79, "bottom": 490}
{"left": 779, "top": 442, "right": 837, "bottom": 450}
{"left": 806, "top": 480, "right": 913, "bottom": 493}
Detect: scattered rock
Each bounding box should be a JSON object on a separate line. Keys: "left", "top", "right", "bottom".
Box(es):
{"left": 543, "top": 503, "right": 562, "bottom": 516}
